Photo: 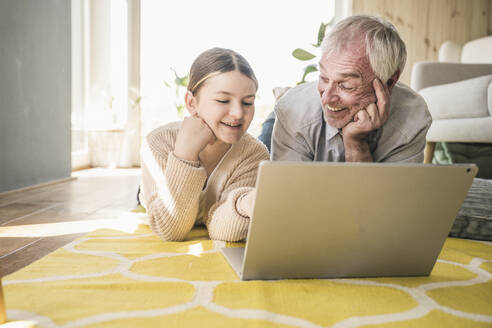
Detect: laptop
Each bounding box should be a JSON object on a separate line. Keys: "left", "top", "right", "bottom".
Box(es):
{"left": 221, "top": 161, "right": 477, "bottom": 280}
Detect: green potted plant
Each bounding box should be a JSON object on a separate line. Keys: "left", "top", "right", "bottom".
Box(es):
{"left": 164, "top": 68, "right": 189, "bottom": 118}
{"left": 292, "top": 19, "right": 334, "bottom": 85}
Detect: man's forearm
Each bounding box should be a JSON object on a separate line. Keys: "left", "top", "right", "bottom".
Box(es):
{"left": 343, "top": 138, "right": 373, "bottom": 162}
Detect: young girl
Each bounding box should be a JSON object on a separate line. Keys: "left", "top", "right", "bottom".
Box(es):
{"left": 139, "top": 48, "right": 269, "bottom": 242}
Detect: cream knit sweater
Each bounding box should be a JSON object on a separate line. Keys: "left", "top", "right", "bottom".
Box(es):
{"left": 140, "top": 122, "right": 270, "bottom": 242}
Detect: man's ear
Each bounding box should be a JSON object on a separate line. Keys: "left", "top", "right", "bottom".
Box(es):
{"left": 386, "top": 70, "right": 400, "bottom": 93}
{"left": 184, "top": 90, "right": 197, "bottom": 115}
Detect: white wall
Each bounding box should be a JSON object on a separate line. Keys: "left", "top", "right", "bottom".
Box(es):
{"left": 0, "top": 0, "right": 71, "bottom": 193}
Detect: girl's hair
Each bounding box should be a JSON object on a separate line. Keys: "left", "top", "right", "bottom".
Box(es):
{"left": 187, "top": 47, "right": 258, "bottom": 94}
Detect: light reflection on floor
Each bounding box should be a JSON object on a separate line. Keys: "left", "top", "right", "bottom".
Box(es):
{"left": 0, "top": 320, "right": 37, "bottom": 328}
{"left": 72, "top": 167, "right": 141, "bottom": 178}
{"left": 0, "top": 214, "right": 148, "bottom": 238}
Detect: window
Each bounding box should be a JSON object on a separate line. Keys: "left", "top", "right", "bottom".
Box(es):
{"left": 71, "top": 0, "right": 90, "bottom": 169}
{"left": 71, "top": 0, "right": 130, "bottom": 169}
{"left": 71, "top": 0, "right": 340, "bottom": 169}
{"left": 140, "top": 0, "right": 335, "bottom": 137}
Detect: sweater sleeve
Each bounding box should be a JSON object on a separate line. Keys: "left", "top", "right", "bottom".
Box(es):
{"left": 205, "top": 141, "right": 270, "bottom": 242}
{"left": 140, "top": 131, "right": 207, "bottom": 241}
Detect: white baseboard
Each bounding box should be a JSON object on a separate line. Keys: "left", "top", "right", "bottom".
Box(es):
{"left": 0, "top": 177, "right": 77, "bottom": 197}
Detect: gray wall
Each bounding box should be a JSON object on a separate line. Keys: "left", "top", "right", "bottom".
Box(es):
{"left": 0, "top": 0, "right": 71, "bottom": 193}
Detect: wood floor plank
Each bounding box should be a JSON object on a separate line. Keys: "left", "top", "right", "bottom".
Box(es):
{"left": 0, "top": 202, "right": 60, "bottom": 226}
{"left": 0, "top": 204, "right": 137, "bottom": 240}
{"left": 0, "top": 237, "right": 42, "bottom": 259}
{"left": 0, "top": 183, "right": 68, "bottom": 207}
{"left": 1, "top": 205, "right": 90, "bottom": 227}
{"left": 0, "top": 233, "right": 85, "bottom": 277}
{"left": 0, "top": 168, "right": 141, "bottom": 277}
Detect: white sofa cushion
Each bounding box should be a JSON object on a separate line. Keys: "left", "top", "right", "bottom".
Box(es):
{"left": 461, "top": 36, "right": 492, "bottom": 63}
{"left": 426, "top": 117, "right": 492, "bottom": 142}
{"left": 419, "top": 74, "right": 492, "bottom": 120}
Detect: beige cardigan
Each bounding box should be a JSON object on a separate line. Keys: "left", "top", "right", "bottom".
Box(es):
{"left": 140, "top": 122, "right": 270, "bottom": 242}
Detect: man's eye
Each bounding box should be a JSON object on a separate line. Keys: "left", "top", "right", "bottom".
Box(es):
{"left": 242, "top": 102, "right": 253, "bottom": 106}
{"left": 216, "top": 100, "right": 229, "bottom": 104}
{"left": 339, "top": 83, "right": 354, "bottom": 91}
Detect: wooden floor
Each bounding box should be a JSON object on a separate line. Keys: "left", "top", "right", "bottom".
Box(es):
{"left": 0, "top": 168, "right": 141, "bottom": 277}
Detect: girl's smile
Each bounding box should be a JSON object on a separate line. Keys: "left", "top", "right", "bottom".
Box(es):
{"left": 188, "top": 70, "right": 257, "bottom": 145}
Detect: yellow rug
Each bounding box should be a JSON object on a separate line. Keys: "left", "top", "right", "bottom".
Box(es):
{"left": 3, "top": 220, "right": 492, "bottom": 327}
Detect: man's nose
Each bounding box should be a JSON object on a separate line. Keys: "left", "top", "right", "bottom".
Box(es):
{"left": 320, "top": 84, "right": 339, "bottom": 105}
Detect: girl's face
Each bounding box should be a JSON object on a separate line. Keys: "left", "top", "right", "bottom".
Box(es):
{"left": 187, "top": 70, "right": 257, "bottom": 144}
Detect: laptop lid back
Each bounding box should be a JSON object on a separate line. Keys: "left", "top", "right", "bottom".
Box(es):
{"left": 241, "top": 162, "right": 477, "bottom": 280}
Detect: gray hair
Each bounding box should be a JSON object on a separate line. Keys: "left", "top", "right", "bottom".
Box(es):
{"left": 321, "top": 15, "right": 406, "bottom": 83}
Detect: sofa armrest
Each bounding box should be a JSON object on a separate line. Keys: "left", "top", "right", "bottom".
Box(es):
{"left": 438, "top": 41, "right": 462, "bottom": 62}
{"left": 411, "top": 62, "right": 492, "bottom": 91}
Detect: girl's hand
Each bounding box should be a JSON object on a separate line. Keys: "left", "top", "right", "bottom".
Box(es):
{"left": 174, "top": 114, "right": 216, "bottom": 161}
{"left": 239, "top": 189, "right": 256, "bottom": 218}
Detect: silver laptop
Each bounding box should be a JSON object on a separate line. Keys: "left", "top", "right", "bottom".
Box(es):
{"left": 221, "top": 161, "right": 477, "bottom": 280}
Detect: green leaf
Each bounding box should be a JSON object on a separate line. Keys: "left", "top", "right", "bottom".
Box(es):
{"left": 176, "top": 104, "right": 185, "bottom": 118}
{"left": 174, "top": 75, "right": 182, "bottom": 86}
{"left": 170, "top": 68, "right": 189, "bottom": 87}
{"left": 304, "top": 64, "right": 318, "bottom": 74}
{"left": 174, "top": 75, "right": 189, "bottom": 88}
{"left": 298, "top": 64, "right": 318, "bottom": 84}
{"left": 179, "top": 75, "right": 189, "bottom": 87}
{"left": 316, "top": 22, "right": 328, "bottom": 47}
{"left": 292, "top": 48, "right": 316, "bottom": 61}
{"left": 313, "top": 17, "right": 335, "bottom": 47}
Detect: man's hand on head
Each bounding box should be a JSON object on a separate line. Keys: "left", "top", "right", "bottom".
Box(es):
{"left": 341, "top": 78, "right": 390, "bottom": 141}
{"left": 342, "top": 78, "right": 390, "bottom": 162}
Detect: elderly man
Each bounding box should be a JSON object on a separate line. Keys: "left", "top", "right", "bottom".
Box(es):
{"left": 269, "top": 15, "right": 431, "bottom": 163}
{"left": 260, "top": 15, "right": 492, "bottom": 242}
